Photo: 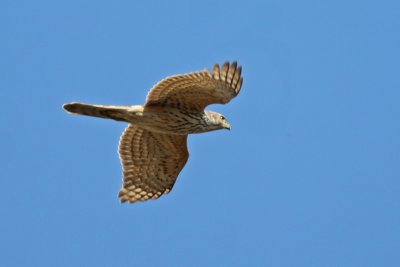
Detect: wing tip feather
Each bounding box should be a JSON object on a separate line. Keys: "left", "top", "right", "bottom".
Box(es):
{"left": 236, "top": 76, "right": 243, "bottom": 93}
{"left": 213, "top": 60, "right": 243, "bottom": 95}
{"left": 226, "top": 61, "right": 237, "bottom": 84}
{"left": 220, "top": 61, "right": 230, "bottom": 80}
{"left": 212, "top": 64, "right": 220, "bottom": 80}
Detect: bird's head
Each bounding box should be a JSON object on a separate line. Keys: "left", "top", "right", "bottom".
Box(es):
{"left": 205, "top": 111, "right": 231, "bottom": 131}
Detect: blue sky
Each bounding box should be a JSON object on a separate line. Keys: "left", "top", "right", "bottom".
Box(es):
{"left": 1, "top": 0, "right": 399, "bottom": 266}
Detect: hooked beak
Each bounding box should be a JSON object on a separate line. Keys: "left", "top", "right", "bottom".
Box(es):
{"left": 224, "top": 122, "right": 231, "bottom": 130}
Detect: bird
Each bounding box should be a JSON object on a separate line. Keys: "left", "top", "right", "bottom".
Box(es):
{"left": 63, "top": 61, "right": 243, "bottom": 203}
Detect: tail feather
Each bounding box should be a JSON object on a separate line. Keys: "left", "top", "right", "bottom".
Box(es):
{"left": 63, "top": 102, "right": 137, "bottom": 122}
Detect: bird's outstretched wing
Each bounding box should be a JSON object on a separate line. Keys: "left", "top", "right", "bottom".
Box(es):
{"left": 145, "top": 61, "right": 243, "bottom": 111}
{"left": 118, "top": 124, "right": 189, "bottom": 203}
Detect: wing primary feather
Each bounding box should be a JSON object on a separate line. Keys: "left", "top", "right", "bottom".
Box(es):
{"left": 226, "top": 61, "right": 237, "bottom": 85}
{"left": 220, "top": 61, "right": 230, "bottom": 82}
{"left": 236, "top": 77, "right": 243, "bottom": 93}
{"left": 212, "top": 64, "right": 220, "bottom": 80}
{"left": 232, "top": 66, "right": 242, "bottom": 88}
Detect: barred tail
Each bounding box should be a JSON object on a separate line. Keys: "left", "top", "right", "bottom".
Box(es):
{"left": 63, "top": 102, "right": 137, "bottom": 122}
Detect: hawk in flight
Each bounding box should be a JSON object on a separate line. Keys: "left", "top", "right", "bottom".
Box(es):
{"left": 63, "top": 61, "right": 243, "bottom": 203}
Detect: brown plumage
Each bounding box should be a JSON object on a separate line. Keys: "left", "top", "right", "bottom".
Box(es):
{"left": 63, "top": 61, "right": 244, "bottom": 203}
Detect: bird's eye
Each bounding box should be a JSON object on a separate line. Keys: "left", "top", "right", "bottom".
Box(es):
{"left": 220, "top": 115, "right": 225, "bottom": 120}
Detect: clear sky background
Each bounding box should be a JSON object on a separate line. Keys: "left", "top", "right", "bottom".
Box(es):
{"left": 1, "top": 0, "right": 399, "bottom": 266}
